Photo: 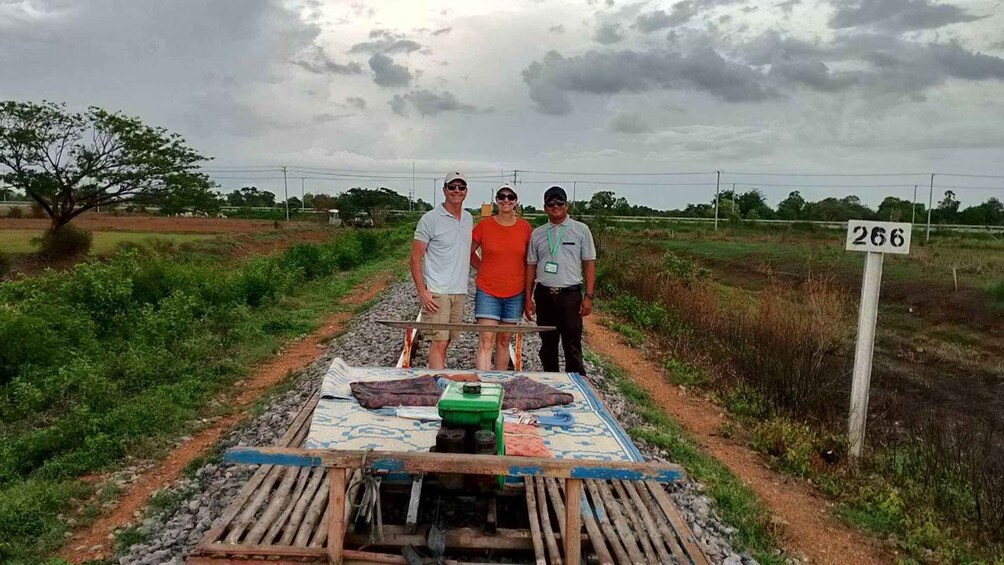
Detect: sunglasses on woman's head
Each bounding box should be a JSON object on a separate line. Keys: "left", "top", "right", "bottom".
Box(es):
{"left": 446, "top": 184, "right": 467, "bottom": 192}
{"left": 496, "top": 193, "right": 517, "bottom": 201}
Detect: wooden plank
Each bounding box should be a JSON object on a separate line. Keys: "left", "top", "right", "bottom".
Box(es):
{"left": 264, "top": 466, "right": 311, "bottom": 544}
{"left": 243, "top": 465, "right": 301, "bottom": 544}
{"left": 225, "top": 465, "right": 284, "bottom": 543}
{"left": 534, "top": 477, "right": 562, "bottom": 565}
{"left": 293, "top": 469, "right": 330, "bottom": 546}
{"left": 405, "top": 476, "right": 423, "bottom": 534}
{"left": 611, "top": 480, "right": 658, "bottom": 564}
{"left": 591, "top": 480, "right": 645, "bottom": 565}
{"left": 225, "top": 448, "right": 684, "bottom": 483}
{"left": 563, "top": 479, "right": 583, "bottom": 565}
{"left": 646, "top": 481, "right": 712, "bottom": 565}
{"left": 523, "top": 478, "right": 547, "bottom": 565}
{"left": 579, "top": 491, "right": 616, "bottom": 565}
{"left": 200, "top": 542, "right": 325, "bottom": 558}
{"left": 283, "top": 467, "right": 327, "bottom": 545}
{"left": 344, "top": 525, "right": 537, "bottom": 551}
{"left": 544, "top": 478, "right": 566, "bottom": 538}
{"left": 629, "top": 480, "right": 689, "bottom": 564}
{"left": 396, "top": 311, "right": 422, "bottom": 369}
{"left": 327, "top": 468, "right": 347, "bottom": 565}
{"left": 378, "top": 320, "right": 555, "bottom": 334}
{"left": 584, "top": 480, "right": 631, "bottom": 565}
{"left": 200, "top": 394, "right": 319, "bottom": 547}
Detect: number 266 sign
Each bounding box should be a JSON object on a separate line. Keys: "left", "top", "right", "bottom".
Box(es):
{"left": 845, "top": 220, "right": 912, "bottom": 255}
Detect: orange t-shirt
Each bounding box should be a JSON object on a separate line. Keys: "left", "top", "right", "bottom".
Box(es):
{"left": 472, "top": 216, "right": 532, "bottom": 298}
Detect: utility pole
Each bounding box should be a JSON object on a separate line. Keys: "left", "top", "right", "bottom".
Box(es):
{"left": 301, "top": 177, "right": 305, "bottom": 210}
{"left": 911, "top": 184, "right": 917, "bottom": 224}
{"left": 714, "top": 171, "right": 722, "bottom": 231}
{"left": 572, "top": 181, "right": 577, "bottom": 213}
{"left": 432, "top": 179, "right": 437, "bottom": 208}
{"left": 282, "top": 166, "right": 289, "bottom": 221}
{"left": 732, "top": 183, "right": 737, "bottom": 216}
{"left": 926, "top": 173, "right": 934, "bottom": 242}
{"left": 411, "top": 161, "right": 415, "bottom": 212}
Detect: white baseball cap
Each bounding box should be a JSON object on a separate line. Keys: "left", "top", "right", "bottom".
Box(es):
{"left": 444, "top": 171, "right": 466, "bottom": 185}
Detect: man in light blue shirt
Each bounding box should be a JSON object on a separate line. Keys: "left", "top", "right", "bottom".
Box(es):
{"left": 410, "top": 171, "right": 473, "bottom": 369}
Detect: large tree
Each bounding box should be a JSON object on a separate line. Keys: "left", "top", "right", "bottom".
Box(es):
{"left": 0, "top": 100, "right": 210, "bottom": 232}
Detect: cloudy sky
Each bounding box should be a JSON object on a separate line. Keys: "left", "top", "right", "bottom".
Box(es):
{"left": 2, "top": 0, "right": 1003, "bottom": 209}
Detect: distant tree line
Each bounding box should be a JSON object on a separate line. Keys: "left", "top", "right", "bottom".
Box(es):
{"left": 536, "top": 189, "right": 1003, "bottom": 227}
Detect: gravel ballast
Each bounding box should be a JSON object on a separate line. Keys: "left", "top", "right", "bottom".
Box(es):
{"left": 116, "top": 277, "right": 757, "bottom": 565}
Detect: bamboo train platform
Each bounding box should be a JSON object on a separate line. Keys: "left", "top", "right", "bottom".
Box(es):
{"left": 188, "top": 390, "right": 711, "bottom": 565}
{"left": 190, "top": 320, "right": 710, "bottom": 564}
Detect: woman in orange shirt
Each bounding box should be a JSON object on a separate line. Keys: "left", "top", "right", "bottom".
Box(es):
{"left": 470, "top": 183, "right": 533, "bottom": 370}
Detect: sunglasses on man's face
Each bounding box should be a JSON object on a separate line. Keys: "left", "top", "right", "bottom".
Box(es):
{"left": 545, "top": 200, "right": 567, "bottom": 208}
{"left": 446, "top": 184, "right": 468, "bottom": 192}
{"left": 496, "top": 193, "right": 517, "bottom": 201}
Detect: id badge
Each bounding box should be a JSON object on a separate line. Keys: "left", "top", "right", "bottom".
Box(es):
{"left": 543, "top": 261, "right": 559, "bottom": 274}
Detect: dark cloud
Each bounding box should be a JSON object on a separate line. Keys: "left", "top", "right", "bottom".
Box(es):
{"left": 313, "top": 113, "right": 352, "bottom": 123}
{"left": 594, "top": 22, "right": 625, "bottom": 44}
{"left": 634, "top": 2, "right": 697, "bottom": 32}
{"left": 431, "top": 27, "right": 452, "bottom": 36}
{"left": 397, "top": 90, "right": 478, "bottom": 116}
{"left": 389, "top": 95, "right": 408, "bottom": 115}
{"left": 294, "top": 46, "right": 363, "bottom": 75}
{"left": 369, "top": 53, "right": 413, "bottom": 87}
{"left": 388, "top": 90, "right": 479, "bottom": 116}
{"left": 829, "top": 0, "right": 984, "bottom": 32}
{"left": 548, "top": 24, "right": 566, "bottom": 34}
{"left": 349, "top": 30, "right": 422, "bottom": 54}
{"left": 776, "top": 0, "right": 801, "bottom": 14}
{"left": 735, "top": 30, "right": 1004, "bottom": 95}
{"left": 345, "top": 96, "right": 367, "bottom": 110}
{"left": 522, "top": 48, "right": 774, "bottom": 114}
{"left": 608, "top": 112, "right": 652, "bottom": 133}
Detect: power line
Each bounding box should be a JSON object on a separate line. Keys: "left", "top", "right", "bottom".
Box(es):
{"left": 518, "top": 170, "right": 711, "bottom": 176}
{"left": 726, "top": 171, "right": 926, "bottom": 177}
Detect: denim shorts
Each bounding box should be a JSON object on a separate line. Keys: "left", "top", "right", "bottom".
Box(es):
{"left": 474, "top": 288, "right": 524, "bottom": 323}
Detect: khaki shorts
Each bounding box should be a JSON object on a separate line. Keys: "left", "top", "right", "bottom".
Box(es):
{"left": 423, "top": 293, "right": 466, "bottom": 341}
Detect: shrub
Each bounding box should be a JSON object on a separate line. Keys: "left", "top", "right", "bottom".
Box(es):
{"left": 752, "top": 416, "right": 819, "bottom": 477}
{"left": 36, "top": 225, "right": 93, "bottom": 258}
{"left": 0, "top": 251, "right": 11, "bottom": 278}
{"left": 988, "top": 280, "right": 1004, "bottom": 306}
{"left": 6, "top": 206, "right": 23, "bottom": 219}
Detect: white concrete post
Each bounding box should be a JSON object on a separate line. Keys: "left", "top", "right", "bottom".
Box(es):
{"left": 848, "top": 251, "right": 884, "bottom": 459}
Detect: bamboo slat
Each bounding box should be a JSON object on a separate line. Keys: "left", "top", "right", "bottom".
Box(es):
{"left": 523, "top": 477, "right": 547, "bottom": 565}
{"left": 281, "top": 466, "right": 326, "bottom": 545}
{"left": 621, "top": 479, "right": 682, "bottom": 564}
{"left": 646, "top": 481, "right": 711, "bottom": 565}
{"left": 532, "top": 478, "right": 561, "bottom": 564}
{"left": 293, "top": 469, "right": 330, "bottom": 546}
{"left": 263, "top": 466, "right": 311, "bottom": 544}
{"left": 612, "top": 479, "right": 661, "bottom": 563}
{"left": 589, "top": 479, "right": 644, "bottom": 564}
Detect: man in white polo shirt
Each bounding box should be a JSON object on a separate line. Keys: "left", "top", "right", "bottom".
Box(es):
{"left": 410, "top": 171, "right": 474, "bottom": 369}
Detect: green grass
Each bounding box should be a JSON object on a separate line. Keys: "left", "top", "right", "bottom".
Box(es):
{"left": 585, "top": 351, "right": 785, "bottom": 564}
{"left": 0, "top": 230, "right": 213, "bottom": 254}
{"left": 0, "top": 228, "right": 410, "bottom": 562}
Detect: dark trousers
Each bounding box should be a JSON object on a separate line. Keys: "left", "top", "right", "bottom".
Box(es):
{"left": 534, "top": 285, "right": 586, "bottom": 376}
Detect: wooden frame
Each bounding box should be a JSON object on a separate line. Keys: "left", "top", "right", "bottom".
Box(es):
{"left": 221, "top": 447, "right": 683, "bottom": 564}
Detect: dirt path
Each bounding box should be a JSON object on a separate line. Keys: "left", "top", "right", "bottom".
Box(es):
{"left": 584, "top": 313, "right": 890, "bottom": 565}
{"left": 57, "top": 272, "right": 393, "bottom": 563}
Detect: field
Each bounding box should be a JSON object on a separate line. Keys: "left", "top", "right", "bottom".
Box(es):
{"left": 594, "top": 222, "right": 1003, "bottom": 562}
{"left": 0, "top": 223, "right": 410, "bottom": 562}
{"left": 0, "top": 230, "right": 213, "bottom": 254}
{"left": 0, "top": 215, "right": 324, "bottom": 234}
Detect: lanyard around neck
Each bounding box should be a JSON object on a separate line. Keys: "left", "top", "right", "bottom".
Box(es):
{"left": 547, "top": 224, "right": 567, "bottom": 258}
